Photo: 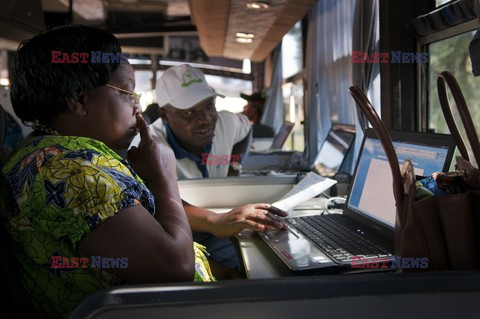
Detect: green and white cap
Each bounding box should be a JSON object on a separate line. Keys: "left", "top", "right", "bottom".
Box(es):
{"left": 156, "top": 64, "right": 224, "bottom": 109}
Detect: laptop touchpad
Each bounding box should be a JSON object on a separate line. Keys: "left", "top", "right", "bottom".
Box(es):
{"left": 264, "top": 229, "right": 299, "bottom": 242}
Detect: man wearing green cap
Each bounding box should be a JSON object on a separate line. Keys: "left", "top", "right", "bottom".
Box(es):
{"left": 130, "top": 64, "right": 287, "bottom": 277}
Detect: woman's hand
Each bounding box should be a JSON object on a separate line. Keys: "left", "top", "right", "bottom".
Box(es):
{"left": 127, "top": 113, "right": 177, "bottom": 184}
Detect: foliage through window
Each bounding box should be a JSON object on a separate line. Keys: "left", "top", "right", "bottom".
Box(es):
{"left": 428, "top": 30, "right": 480, "bottom": 156}
{"left": 428, "top": 31, "right": 480, "bottom": 168}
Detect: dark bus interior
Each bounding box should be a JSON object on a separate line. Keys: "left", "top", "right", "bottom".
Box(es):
{"left": 1, "top": 0, "right": 480, "bottom": 318}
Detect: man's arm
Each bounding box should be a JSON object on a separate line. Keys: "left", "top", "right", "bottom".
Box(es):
{"left": 183, "top": 200, "right": 288, "bottom": 238}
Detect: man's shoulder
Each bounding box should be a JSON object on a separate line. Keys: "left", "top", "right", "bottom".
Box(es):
{"left": 217, "top": 111, "right": 250, "bottom": 127}
{"left": 3, "top": 136, "right": 111, "bottom": 171}
{"left": 149, "top": 118, "right": 167, "bottom": 139}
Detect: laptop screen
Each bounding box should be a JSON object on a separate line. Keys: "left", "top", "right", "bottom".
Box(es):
{"left": 314, "top": 124, "right": 355, "bottom": 176}
{"left": 346, "top": 129, "right": 455, "bottom": 229}
{"left": 270, "top": 122, "right": 294, "bottom": 150}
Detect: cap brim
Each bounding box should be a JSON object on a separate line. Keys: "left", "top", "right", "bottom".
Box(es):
{"left": 166, "top": 89, "right": 224, "bottom": 109}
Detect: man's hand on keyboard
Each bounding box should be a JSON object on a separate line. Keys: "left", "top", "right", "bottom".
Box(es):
{"left": 209, "top": 204, "right": 288, "bottom": 238}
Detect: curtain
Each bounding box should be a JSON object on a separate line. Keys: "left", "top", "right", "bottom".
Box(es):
{"left": 304, "top": 0, "right": 358, "bottom": 168}
{"left": 351, "top": 0, "right": 380, "bottom": 172}
{"left": 303, "top": 0, "right": 379, "bottom": 173}
{"left": 261, "top": 45, "right": 284, "bottom": 135}
{"left": 304, "top": 4, "right": 321, "bottom": 165}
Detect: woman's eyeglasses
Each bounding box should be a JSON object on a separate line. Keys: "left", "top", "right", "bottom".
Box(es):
{"left": 106, "top": 84, "right": 141, "bottom": 104}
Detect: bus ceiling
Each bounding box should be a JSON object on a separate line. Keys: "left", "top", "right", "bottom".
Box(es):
{"left": 0, "top": 0, "right": 318, "bottom": 64}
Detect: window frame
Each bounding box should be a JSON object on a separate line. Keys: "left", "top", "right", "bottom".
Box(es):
{"left": 417, "top": 19, "right": 478, "bottom": 132}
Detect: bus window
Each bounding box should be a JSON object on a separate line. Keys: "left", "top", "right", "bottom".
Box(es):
{"left": 133, "top": 70, "right": 154, "bottom": 110}
{"left": 206, "top": 75, "right": 253, "bottom": 113}
{"left": 282, "top": 22, "right": 303, "bottom": 79}
{"left": 281, "top": 21, "right": 304, "bottom": 152}
{"left": 428, "top": 30, "right": 480, "bottom": 136}
{"left": 415, "top": 0, "right": 478, "bottom": 166}
{"left": 282, "top": 80, "right": 304, "bottom": 152}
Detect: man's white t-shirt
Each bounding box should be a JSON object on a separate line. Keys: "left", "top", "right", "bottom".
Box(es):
{"left": 131, "top": 111, "right": 251, "bottom": 179}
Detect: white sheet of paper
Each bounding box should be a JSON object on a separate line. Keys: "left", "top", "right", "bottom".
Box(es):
{"left": 272, "top": 172, "right": 337, "bottom": 212}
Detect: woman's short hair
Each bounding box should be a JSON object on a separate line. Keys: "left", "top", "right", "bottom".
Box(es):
{"left": 10, "top": 25, "right": 122, "bottom": 125}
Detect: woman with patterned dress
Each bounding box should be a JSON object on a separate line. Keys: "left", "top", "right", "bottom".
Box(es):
{"left": 1, "top": 25, "right": 214, "bottom": 318}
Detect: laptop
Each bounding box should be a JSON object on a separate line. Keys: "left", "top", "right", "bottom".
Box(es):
{"left": 269, "top": 122, "right": 295, "bottom": 150}
{"left": 243, "top": 123, "right": 354, "bottom": 175}
{"left": 250, "top": 122, "right": 294, "bottom": 152}
{"left": 258, "top": 128, "right": 456, "bottom": 273}
{"left": 313, "top": 123, "right": 355, "bottom": 176}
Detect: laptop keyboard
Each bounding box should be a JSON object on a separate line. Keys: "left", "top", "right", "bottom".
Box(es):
{"left": 287, "top": 215, "right": 392, "bottom": 263}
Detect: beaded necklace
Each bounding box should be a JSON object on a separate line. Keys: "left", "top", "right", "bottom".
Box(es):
{"left": 31, "top": 121, "right": 61, "bottom": 135}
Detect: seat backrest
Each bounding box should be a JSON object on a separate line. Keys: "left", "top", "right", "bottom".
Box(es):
{"left": 0, "top": 224, "right": 40, "bottom": 318}
{"left": 0, "top": 103, "right": 6, "bottom": 149}
{"left": 70, "top": 272, "right": 480, "bottom": 319}
{"left": 0, "top": 103, "right": 10, "bottom": 166}
{"left": 0, "top": 103, "right": 40, "bottom": 318}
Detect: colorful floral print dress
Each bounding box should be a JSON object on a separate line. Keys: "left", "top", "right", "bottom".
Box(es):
{"left": 1, "top": 135, "right": 214, "bottom": 318}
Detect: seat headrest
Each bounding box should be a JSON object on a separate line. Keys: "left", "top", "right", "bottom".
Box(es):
{"left": 0, "top": 104, "right": 6, "bottom": 148}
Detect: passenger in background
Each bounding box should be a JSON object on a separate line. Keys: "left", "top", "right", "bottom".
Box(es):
{"left": 131, "top": 64, "right": 287, "bottom": 276}
{"left": 241, "top": 91, "right": 275, "bottom": 138}
{"left": 2, "top": 25, "right": 214, "bottom": 318}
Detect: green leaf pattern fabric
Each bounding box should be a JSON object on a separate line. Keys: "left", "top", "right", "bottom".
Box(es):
{"left": 1, "top": 135, "right": 214, "bottom": 318}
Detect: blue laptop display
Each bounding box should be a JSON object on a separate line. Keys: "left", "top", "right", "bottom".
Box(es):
{"left": 347, "top": 129, "right": 455, "bottom": 228}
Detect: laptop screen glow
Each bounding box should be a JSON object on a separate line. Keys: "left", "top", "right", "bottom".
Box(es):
{"left": 347, "top": 136, "right": 450, "bottom": 228}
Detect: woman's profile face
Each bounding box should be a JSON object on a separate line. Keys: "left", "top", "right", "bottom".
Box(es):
{"left": 81, "top": 63, "right": 141, "bottom": 151}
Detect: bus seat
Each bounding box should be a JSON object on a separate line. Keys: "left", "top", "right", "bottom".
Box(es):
{"left": 0, "top": 103, "right": 6, "bottom": 151}
{"left": 0, "top": 103, "right": 40, "bottom": 318}
{"left": 70, "top": 271, "right": 480, "bottom": 319}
